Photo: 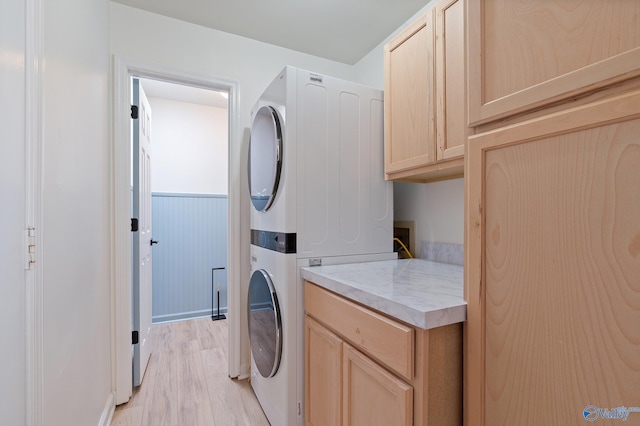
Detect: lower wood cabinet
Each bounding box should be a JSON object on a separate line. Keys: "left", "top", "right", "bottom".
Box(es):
{"left": 306, "top": 316, "right": 342, "bottom": 426}
{"left": 342, "top": 341, "right": 413, "bottom": 426}
{"left": 306, "top": 316, "right": 413, "bottom": 426}
{"left": 305, "top": 281, "right": 462, "bottom": 426}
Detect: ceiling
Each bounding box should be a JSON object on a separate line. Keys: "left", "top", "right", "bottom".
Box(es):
{"left": 112, "top": 0, "right": 430, "bottom": 64}
{"left": 140, "top": 78, "right": 229, "bottom": 109}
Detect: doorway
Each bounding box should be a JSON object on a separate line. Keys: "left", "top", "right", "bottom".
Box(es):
{"left": 139, "top": 77, "right": 230, "bottom": 324}
{"left": 112, "top": 57, "right": 242, "bottom": 405}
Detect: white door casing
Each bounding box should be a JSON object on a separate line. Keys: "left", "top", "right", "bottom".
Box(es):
{"left": 112, "top": 57, "right": 242, "bottom": 404}
{"left": 132, "top": 78, "right": 153, "bottom": 386}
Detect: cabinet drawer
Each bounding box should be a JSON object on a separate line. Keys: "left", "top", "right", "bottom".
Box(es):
{"left": 305, "top": 281, "right": 414, "bottom": 380}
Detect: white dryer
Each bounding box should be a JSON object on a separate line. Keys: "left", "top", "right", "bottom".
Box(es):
{"left": 248, "top": 66, "right": 393, "bottom": 258}
{"left": 247, "top": 66, "right": 395, "bottom": 426}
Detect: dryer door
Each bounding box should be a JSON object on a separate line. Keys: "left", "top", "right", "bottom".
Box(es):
{"left": 249, "top": 106, "right": 283, "bottom": 212}
{"left": 248, "top": 269, "right": 283, "bottom": 377}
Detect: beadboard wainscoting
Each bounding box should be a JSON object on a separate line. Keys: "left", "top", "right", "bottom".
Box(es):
{"left": 151, "top": 193, "right": 228, "bottom": 323}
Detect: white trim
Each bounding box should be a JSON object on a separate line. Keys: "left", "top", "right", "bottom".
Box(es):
{"left": 152, "top": 308, "right": 229, "bottom": 324}
{"left": 111, "top": 56, "right": 242, "bottom": 404}
{"left": 227, "top": 75, "right": 242, "bottom": 380}
{"left": 238, "top": 362, "right": 251, "bottom": 381}
{"left": 111, "top": 56, "right": 133, "bottom": 405}
{"left": 98, "top": 392, "right": 115, "bottom": 426}
{"left": 25, "top": 0, "right": 44, "bottom": 423}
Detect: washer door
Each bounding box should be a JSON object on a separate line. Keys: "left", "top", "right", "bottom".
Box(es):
{"left": 248, "top": 106, "right": 283, "bottom": 212}
{"left": 248, "top": 269, "right": 282, "bottom": 378}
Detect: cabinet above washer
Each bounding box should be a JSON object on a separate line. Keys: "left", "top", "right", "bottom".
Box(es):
{"left": 383, "top": 0, "right": 468, "bottom": 182}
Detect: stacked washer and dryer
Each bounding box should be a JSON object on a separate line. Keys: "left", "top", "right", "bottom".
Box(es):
{"left": 247, "top": 66, "right": 396, "bottom": 425}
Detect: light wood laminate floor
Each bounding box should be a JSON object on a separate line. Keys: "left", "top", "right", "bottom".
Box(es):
{"left": 111, "top": 318, "right": 269, "bottom": 426}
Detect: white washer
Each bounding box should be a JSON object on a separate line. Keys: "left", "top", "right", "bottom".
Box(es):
{"left": 249, "top": 245, "right": 396, "bottom": 426}
{"left": 248, "top": 245, "right": 297, "bottom": 426}
{"left": 248, "top": 66, "right": 396, "bottom": 426}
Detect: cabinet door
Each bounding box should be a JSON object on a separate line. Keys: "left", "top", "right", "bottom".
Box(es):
{"left": 468, "top": 0, "right": 640, "bottom": 125}
{"left": 384, "top": 10, "right": 436, "bottom": 175}
{"left": 465, "top": 90, "right": 640, "bottom": 425}
{"left": 435, "top": 0, "right": 467, "bottom": 162}
{"left": 343, "top": 343, "right": 413, "bottom": 426}
{"left": 305, "top": 316, "right": 342, "bottom": 426}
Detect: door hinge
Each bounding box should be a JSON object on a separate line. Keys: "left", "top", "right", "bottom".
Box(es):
{"left": 25, "top": 228, "right": 36, "bottom": 270}
{"left": 131, "top": 105, "right": 139, "bottom": 119}
{"left": 131, "top": 218, "right": 139, "bottom": 232}
{"left": 132, "top": 330, "right": 139, "bottom": 345}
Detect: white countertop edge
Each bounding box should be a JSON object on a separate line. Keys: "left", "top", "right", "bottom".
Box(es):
{"left": 301, "top": 265, "right": 467, "bottom": 330}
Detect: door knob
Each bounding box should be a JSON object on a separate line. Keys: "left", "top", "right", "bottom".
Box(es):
{"left": 150, "top": 239, "right": 159, "bottom": 246}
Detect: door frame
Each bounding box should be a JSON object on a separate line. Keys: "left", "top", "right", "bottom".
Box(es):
{"left": 111, "top": 56, "right": 241, "bottom": 404}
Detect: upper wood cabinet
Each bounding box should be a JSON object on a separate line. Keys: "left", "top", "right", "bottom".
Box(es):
{"left": 468, "top": 0, "right": 640, "bottom": 126}
{"left": 384, "top": 0, "right": 467, "bottom": 182}
{"left": 465, "top": 89, "right": 640, "bottom": 425}
{"left": 384, "top": 10, "right": 436, "bottom": 178}
{"left": 435, "top": 0, "right": 467, "bottom": 162}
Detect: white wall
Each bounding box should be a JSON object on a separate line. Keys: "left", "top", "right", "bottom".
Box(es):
{"left": 42, "top": 0, "right": 113, "bottom": 424}
{"left": 111, "top": 1, "right": 356, "bottom": 378}
{"left": 353, "top": 0, "right": 465, "bottom": 247}
{"left": 352, "top": 0, "right": 438, "bottom": 90}
{"left": 394, "top": 180, "right": 464, "bottom": 246}
{"left": 147, "top": 96, "right": 228, "bottom": 195}
{"left": 111, "top": 3, "right": 355, "bottom": 127}
{"left": 3, "top": 0, "right": 113, "bottom": 423}
{"left": 0, "top": 0, "right": 26, "bottom": 424}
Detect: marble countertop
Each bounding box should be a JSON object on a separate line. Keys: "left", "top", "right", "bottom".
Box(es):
{"left": 300, "top": 258, "right": 466, "bottom": 330}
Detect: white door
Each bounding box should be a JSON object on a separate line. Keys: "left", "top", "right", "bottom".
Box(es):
{"left": 132, "top": 78, "right": 153, "bottom": 386}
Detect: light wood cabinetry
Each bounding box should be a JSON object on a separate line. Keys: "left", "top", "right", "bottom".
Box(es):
{"left": 305, "top": 281, "right": 462, "bottom": 426}
{"left": 384, "top": 0, "right": 467, "bottom": 182}
{"left": 465, "top": 2, "right": 640, "bottom": 424}
{"left": 435, "top": 0, "right": 466, "bottom": 163}
{"left": 305, "top": 278, "right": 414, "bottom": 380}
{"left": 343, "top": 343, "right": 413, "bottom": 426}
{"left": 465, "top": 89, "right": 640, "bottom": 425}
{"left": 384, "top": 10, "right": 435, "bottom": 177}
{"left": 305, "top": 316, "right": 342, "bottom": 426}
{"left": 468, "top": 0, "right": 640, "bottom": 126}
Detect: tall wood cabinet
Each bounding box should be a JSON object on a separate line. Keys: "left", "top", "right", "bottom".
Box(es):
{"left": 466, "top": 91, "right": 640, "bottom": 425}
{"left": 384, "top": 0, "right": 467, "bottom": 182}
{"left": 465, "top": 1, "right": 640, "bottom": 425}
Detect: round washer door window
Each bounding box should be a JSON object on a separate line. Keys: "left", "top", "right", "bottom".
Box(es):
{"left": 248, "top": 269, "right": 282, "bottom": 378}
{"left": 249, "top": 106, "right": 283, "bottom": 212}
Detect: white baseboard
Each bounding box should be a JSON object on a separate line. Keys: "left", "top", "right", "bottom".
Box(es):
{"left": 238, "top": 362, "right": 251, "bottom": 380}
{"left": 152, "top": 308, "right": 228, "bottom": 324}
{"left": 98, "top": 392, "right": 115, "bottom": 426}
